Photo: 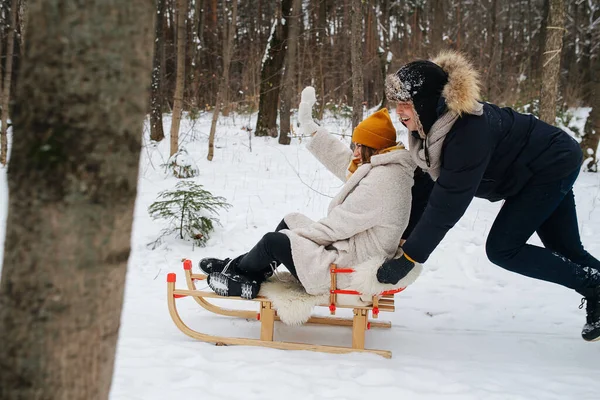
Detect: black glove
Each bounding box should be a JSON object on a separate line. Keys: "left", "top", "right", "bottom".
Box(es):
{"left": 377, "top": 253, "right": 415, "bottom": 284}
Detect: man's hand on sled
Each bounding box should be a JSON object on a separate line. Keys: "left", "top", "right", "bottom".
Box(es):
{"left": 376, "top": 253, "right": 415, "bottom": 285}
{"left": 298, "top": 86, "right": 319, "bottom": 136}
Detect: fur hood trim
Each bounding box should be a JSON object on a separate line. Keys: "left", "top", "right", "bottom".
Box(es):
{"left": 432, "top": 51, "right": 482, "bottom": 116}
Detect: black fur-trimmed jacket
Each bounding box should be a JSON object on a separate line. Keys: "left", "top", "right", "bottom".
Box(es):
{"left": 402, "top": 103, "right": 583, "bottom": 263}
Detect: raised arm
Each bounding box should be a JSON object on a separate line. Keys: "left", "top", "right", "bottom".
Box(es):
{"left": 298, "top": 86, "right": 353, "bottom": 182}
{"left": 306, "top": 128, "right": 353, "bottom": 181}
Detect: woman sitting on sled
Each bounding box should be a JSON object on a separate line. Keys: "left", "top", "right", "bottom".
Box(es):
{"left": 202, "top": 87, "right": 419, "bottom": 300}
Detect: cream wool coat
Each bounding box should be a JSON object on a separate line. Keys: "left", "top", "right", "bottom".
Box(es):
{"left": 281, "top": 129, "right": 416, "bottom": 295}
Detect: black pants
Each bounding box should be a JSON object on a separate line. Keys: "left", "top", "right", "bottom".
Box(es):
{"left": 486, "top": 168, "right": 600, "bottom": 291}
{"left": 236, "top": 219, "right": 299, "bottom": 282}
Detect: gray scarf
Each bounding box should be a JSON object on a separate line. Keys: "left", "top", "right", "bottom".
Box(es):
{"left": 409, "top": 103, "right": 483, "bottom": 180}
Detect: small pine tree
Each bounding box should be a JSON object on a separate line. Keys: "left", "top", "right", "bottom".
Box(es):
{"left": 148, "top": 181, "right": 231, "bottom": 248}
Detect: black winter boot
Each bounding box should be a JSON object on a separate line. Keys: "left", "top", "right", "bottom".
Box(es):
{"left": 577, "top": 286, "right": 600, "bottom": 342}
{"left": 199, "top": 253, "right": 252, "bottom": 275}
{"left": 199, "top": 254, "right": 273, "bottom": 280}
{"left": 207, "top": 272, "right": 260, "bottom": 299}
{"left": 198, "top": 257, "right": 231, "bottom": 274}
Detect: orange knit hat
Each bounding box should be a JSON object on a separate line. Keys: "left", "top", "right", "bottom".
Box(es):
{"left": 352, "top": 109, "right": 397, "bottom": 150}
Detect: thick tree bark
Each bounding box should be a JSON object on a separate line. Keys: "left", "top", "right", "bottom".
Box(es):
{"left": 350, "top": 0, "right": 364, "bottom": 130}
{"left": 170, "top": 0, "right": 187, "bottom": 157}
{"left": 207, "top": 0, "right": 237, "bottom": 160}
{"left": 255, "top": 0, "right": 292, "bottom": 137}
{"left": 279, "top": 0, "right": 301, "bottom": 145}
{"left": 0, "top": 1, "right": 154, "bottom": 399}
{"left": 539, "top": 0, "right": 565, "bottom": 123}
{"left": 150, "top": 0, "right": 166, "bottom": 142}
{"left": 0, "top": 0, "right": 17, "bottom": 165}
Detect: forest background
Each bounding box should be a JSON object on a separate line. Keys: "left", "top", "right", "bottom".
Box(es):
{"left": 0, "top": 0, "right": 598, "bottom": 167}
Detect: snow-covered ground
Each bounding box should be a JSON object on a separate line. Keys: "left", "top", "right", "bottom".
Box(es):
{"left": 1, "top": 110, "right": 600, "bottom": 399}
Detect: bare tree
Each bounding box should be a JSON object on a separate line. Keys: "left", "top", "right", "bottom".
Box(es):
{"left": 255, "top": 0, "right": 292, "bottom": 137}
{"left": 315, "top": 0, "right": 327, "bottom": 119}
{"left": 170, "top": 0, "right": 187, "bottom": 157}
{"left": 579, "top": 1, "right": 600, "bottom": 171}
{"left": 207, "top": 0, "right": 237, "bottom": 161}
{"left": 378, "top": 0, "right": 392, "bottom": 110}
{"left": 0, "top": 0, "right": 17, "bottom": 165}
{"left": 189, "top": 0, "right": 203, "bottom": 106}
{"left": 279, "top": 0, "right": 301, "bottom": 145}
{"left": 0, "top": 0, "right": 154, "bottom": 398}
{"left": 150, "top": 0, "right": 166, "bottom": 142}
{"left": 350, "top": 0, "right": 364, "bottom": 130}
{"left": 539, "top": 0, "right": 565, "bottom": 123}
{"left": 430, "top": 0, "right": 446, "bottom": 55}
{"left": 139, "top": 0, "right": 599, "bottom": 134}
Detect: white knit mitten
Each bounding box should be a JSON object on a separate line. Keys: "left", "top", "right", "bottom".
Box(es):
{"left": 298, "top": 86, "right": 319, "bottom": 136}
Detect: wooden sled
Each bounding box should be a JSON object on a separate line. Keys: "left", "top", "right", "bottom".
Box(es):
{"left": 167, "top": 259, "right": 406, "bottom": 358}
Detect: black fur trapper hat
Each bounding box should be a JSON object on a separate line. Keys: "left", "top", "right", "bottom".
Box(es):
{"left": 385, "top": 60, "right": 448, "bottom": 136}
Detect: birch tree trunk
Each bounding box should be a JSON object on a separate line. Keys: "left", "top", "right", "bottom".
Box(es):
{"left": 0, "top": 0, "right": 17, "bottom": 165}
{"left": 207, "top": 0, "right": 237, "bottom": 161}
{"left": 539, "top": 0, "right": 565, "bottom": 123}
{"left": 170, "top": 0, "right": 187, "bottom": 157}
{"left": 0, "top": 1, "right": 154, "bottom": 398}
{"left": 150, "top": 0, "right": 166, "bottom": 142}
{"left": 350, "top": 0, "right": 364, "bottom": 130}
{"left": 278, "top": 0, "right": 301, "bottom": 145}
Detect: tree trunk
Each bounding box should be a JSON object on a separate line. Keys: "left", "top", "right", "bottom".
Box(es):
{"left": 377, "top": 0, "right": 391, "bottom": 110}
{"left": 581, "top": 0, "right": 598, "bottom": 104}
{"left": 316, "top": 0, "right": 327, "bottom": 119}
{"left": 170, "top": 0, "right": 187, "bottom": 157}
{"left": 485, "top": 0, "right": 498, "bottom": 99}
{"left": 0, "top": 0, "right": 17, "bottom": 166}
{"left": 431, "top": 0, "right": 445, "bottom": 55}
{"left": 220, "top": 1, "right": 236, "bottom": 117}
{"left": 279, "top": 0, "right": 301, "bottom": 145}
{"left": 207, "top": 0, "right": 237, "bottom": 160}
{"left": 350, "top": 0, "right": 364, "bottom": 130}
{"left": 18, "top": 0, "right": 27, "bottom": 52}
{"left": 150, "top": 0, "right": 166, "bottom": 142}
{"left": 579, "top": 3, "right": 600, "bottom": 171}
{"left": 190, "top": 0, "right": 204, "bottom": 107}
{"left": 364, "top": 1, "right": 376, "bottom": 106}
{"left": 581, "top": 89, "right": 600, "bottom": 172}
{"left": 255, "top": 0, "right": 292, "bottom": 137}
{"left": 0, "top": 1, "right": 154, "bottom": 398}
{"left": 539, "top": 0, "right": 564, "bottom": 124}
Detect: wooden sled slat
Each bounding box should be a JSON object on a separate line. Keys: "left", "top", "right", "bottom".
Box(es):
{"left": 174, "top": 287, "right": 395, "bottom": 312}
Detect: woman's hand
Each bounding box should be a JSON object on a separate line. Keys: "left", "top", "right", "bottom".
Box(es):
{"left": 298, "top": 86, "right": 319, "bottom": 136}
